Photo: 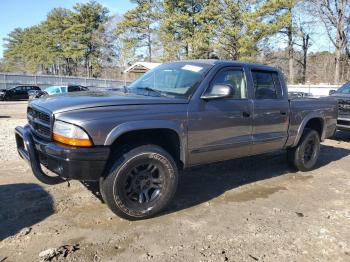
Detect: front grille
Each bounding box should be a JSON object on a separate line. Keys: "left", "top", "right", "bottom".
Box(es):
{"left": 27, "top": 107, "right": 52, "bottom": 140}
{"left": 338, "top": 99, "right": 350, "bottom": 116}
{"left": 27, "top": 107, "right": 50, "bottom": 123}
{"left": 338, "top": 119, "right": 350, "bottom": 126}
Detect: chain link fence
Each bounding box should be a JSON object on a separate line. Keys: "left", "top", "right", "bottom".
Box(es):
{"left": 0, "top": 72, "right": 342, "bottom": 96}
{"left": 0, "top": 72, "right": 127, "bottom": 90}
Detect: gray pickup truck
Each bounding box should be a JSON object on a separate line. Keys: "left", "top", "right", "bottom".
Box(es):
{"left": 15, "top": 60, "right": 337, "bottom": 220}
{"left": 330, "top": 81, "right": 350, "bottom": 131}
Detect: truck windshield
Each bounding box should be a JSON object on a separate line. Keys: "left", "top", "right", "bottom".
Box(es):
{"left": 128, "top": 62, "right": 212, "bottom": 98}
{"left": 336, "top": 82, "right": 350, "bottom": 94}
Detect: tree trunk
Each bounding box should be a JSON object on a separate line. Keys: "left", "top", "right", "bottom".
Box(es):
{"left": 147, "top": 25, "right": 152, "bottom": 62}
{"left": 334, "top": 45, "right": 342, "bottom": 84}
{"left": 287, "top": 10, "right": 294, "bottom": 84}
{"left": 302, "top": 52, "right": 307, "bottom": 84}
{"left": 185, "top": 43, "right": 189, "bottom": 58}
{"left": 302, "top": 34, "right": 310, "bottom": 84}
{"left": 288, "top": 32, "right": 294, "bottom": 84}
{"left": 333, "top": 0, "right": 346, "bottom": 84}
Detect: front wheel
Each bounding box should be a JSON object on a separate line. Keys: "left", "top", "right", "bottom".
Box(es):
{"left": 100, "top": 145, "right": 178, "bottom": 220}
{"left": 287, "top": 128, "right": 321, "bottom": 171}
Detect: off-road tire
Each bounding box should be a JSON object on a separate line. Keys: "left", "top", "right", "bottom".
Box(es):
{"left": 287, "top": 128, "right": 321, "bottom": 171}
{"left": 100, "top": 145, "right": 178, "bottom": 220}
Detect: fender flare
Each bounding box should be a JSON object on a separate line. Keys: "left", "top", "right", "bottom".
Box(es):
{"left": 291, "top": 112, "right": 325, "bottom": 147}
{"left": 104, "top": 120, "right": 187, "bottom": 164}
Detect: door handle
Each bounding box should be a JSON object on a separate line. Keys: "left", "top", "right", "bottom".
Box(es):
{"left": 280, "top": 111, "right": 287, "bottom": 116}
{"left": 242, "top": 112, "right": 250, "bottom": 118}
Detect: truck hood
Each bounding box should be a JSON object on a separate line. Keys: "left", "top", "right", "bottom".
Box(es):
{"left": 30, "top": 91, "right": 189, "bottom": 114}
{"left": 331, "top": 93, "right": 350, "bottom": 99}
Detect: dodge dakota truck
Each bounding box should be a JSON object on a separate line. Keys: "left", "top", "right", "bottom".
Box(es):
{"left": 15, "top": 60, "right": 338, "bottom": 220}
{"left": 330, "top": 81, "right": 350, "bottom": 131}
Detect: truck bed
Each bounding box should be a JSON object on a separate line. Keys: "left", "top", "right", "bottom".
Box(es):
{"left": 286, "top": 97, "right": 338, "bottom": 147}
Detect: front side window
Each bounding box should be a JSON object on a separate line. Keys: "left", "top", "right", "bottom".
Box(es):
{"left": 206, "top": 69, "right": 247, "bottom": 99}
{"left": 128, "top": 63, "right": 212, "bottom": 98}
{"left": 15, "top": 86, "right": 25, "bottom": 92}
{"left": 252, "top": 71, "right": 282, "bottom": 99}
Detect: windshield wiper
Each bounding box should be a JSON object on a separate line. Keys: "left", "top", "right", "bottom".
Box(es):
{"left": 134, "top": 87, "right": 163, "bottom": 96}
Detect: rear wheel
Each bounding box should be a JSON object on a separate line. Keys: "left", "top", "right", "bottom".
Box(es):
{"left": 287, "top": 128, "right": 321, "bottom": 171}
{"left": 100, "top": 145, "right": 178, "bottom": 220}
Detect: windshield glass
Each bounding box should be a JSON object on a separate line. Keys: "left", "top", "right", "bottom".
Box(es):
{"left": 128, "top": 62, "right": 212, "bottom": 98}
{"left": 336, "top": 82, "right": 350, "bottom": 94}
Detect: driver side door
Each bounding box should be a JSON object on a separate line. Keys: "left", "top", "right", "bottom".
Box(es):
{"left": 188, "top": 67, "right": 253, "bottom": 165}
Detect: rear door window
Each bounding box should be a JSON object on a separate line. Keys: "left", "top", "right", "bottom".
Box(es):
{"left": 252, "top": 71, "right": 282, "bottom": 99}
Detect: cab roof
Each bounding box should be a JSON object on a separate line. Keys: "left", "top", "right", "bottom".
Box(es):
{"left": 169, "top": 59, "right": 280, "bottom": 72}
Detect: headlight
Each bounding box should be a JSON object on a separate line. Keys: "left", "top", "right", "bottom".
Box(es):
{"left": 53, "top": 120, "right": 92, "bottom": 147}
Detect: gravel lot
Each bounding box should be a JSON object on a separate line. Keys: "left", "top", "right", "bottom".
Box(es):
{"left": 0, "top": 101, "right": 349, "bottom": 262}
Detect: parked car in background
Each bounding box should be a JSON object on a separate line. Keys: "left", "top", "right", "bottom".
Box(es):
{"left": 330, "top": 81, "right": 350, "bottom": 131}
{"left": 0, "top": 85, "right": 41, "bottom": 101}
{"left": 15, "top": 60, "right": 337, "bottom": 220}
{"left": 29, "top": 85, "right": 89, "bottom": 99}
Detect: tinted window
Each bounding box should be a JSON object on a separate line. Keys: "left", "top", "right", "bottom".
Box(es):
{"left": 15, "top": 86, "right": 25, "bottom": 91}
{"left": 252, "top": 71, "right": 282, "bottom": 99}
{"left": 68, "top": 86, "right": 81, "bottom": 92}
{"left": 25, "top": 86, "right": 36, "bottom": 91}
{"left": 207, "top": 69, "right": 247, "bottom": 99}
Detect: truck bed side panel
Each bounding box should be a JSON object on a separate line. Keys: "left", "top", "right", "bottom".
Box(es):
{"left": 286, "top": 98, "right": 337, "bottom": 148}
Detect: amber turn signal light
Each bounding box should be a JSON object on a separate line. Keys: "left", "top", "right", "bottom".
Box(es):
{"left": 53, "top": 133, "right": 92, "bottom": 147}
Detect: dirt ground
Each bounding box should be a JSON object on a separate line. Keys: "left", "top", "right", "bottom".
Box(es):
{"left": 0, "top": 101, "right": 349, "bottom": 262}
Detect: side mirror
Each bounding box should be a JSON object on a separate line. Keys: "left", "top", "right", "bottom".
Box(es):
{"left": 201, "top": 84, "right": 235, "bottom": 100}
{"left": 329, "top": 90, "right": 337, "bottom": 95}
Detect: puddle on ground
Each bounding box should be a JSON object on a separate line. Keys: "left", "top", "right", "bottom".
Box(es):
{"left": 217, "top": 174, "right": 313, "bottom": 203}
{"left": 219, "top": 185, "right": 287, "bottom": 203}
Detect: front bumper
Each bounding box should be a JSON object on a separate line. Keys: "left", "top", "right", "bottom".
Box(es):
{"left": 15, "top": 125, "right": 110, "bottom": 182}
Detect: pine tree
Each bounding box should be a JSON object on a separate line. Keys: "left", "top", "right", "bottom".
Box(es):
{"left": 161, "top": 0, "right": 221, "bottom": 60}
{"left": 249, "top": 0, "right": 299, "bottom": 83}
{"left": 116, "top": 0, "right": 161, "bottom": 63}
{"left": 3, "top": 1, "right": 111, "bottom": 76}
{"left": 216, "top": 0, "right": 257, "bottom": 61}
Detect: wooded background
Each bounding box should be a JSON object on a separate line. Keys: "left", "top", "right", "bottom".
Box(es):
{"left": 0, "top": 0, "right": 349, "bottom": 84}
